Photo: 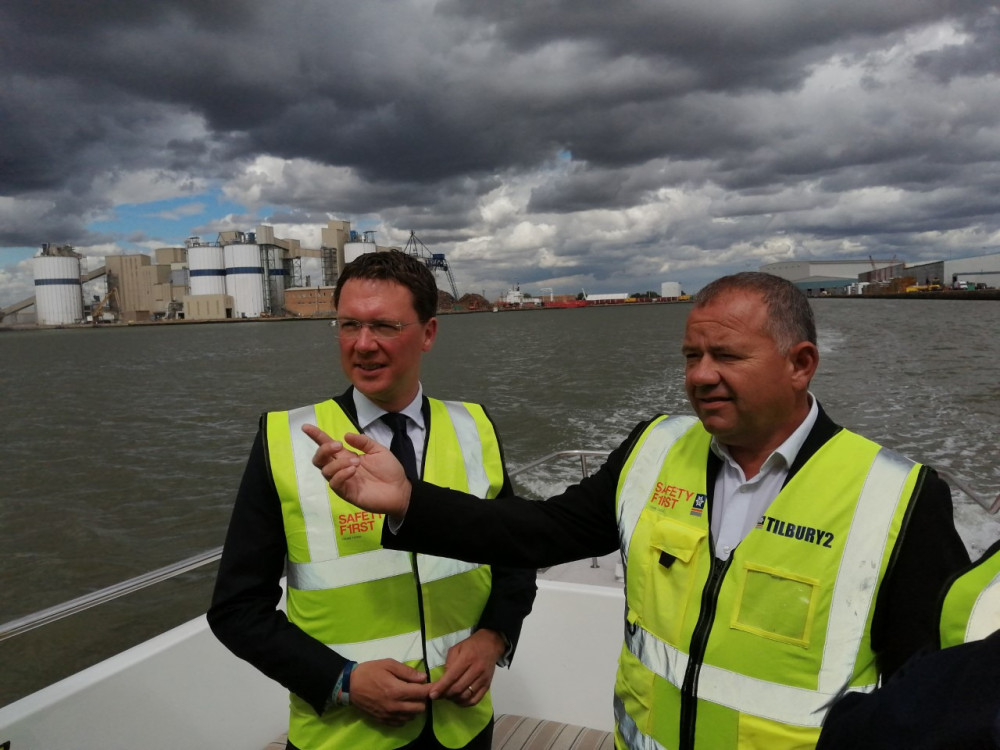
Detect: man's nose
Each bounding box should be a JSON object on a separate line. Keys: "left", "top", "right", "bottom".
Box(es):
{"left": 686, "top": 356, "right": 719, "bottom": 385}
{"left": 355, "top": 325, "right": 379, "bottom": 349}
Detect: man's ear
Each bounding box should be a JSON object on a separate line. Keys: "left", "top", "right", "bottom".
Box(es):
{"left": 787, "top": 341, "right": 819, "bottom": 390}
{"left": 421, "top": 317, "right": 438, "bottom": 352}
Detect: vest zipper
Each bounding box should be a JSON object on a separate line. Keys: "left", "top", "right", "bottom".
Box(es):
{"left": 678, "top": 551, "right": 731, "bottom": 750}
{"left": 411, "top": 552, "right": 433, "bottom": 728}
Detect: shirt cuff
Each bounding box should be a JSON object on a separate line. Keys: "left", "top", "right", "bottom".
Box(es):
{"left": 495, "top": 630, "right": 513, "bottom": 668}
{"left": 387, "top": 514, "right": 405, "bottom": 534}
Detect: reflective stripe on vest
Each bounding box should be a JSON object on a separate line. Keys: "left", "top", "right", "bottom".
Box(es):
{"left": 321, "top": 627, "right": 474, "bottom": 672}
{"left": 614, "top": 417, "right": 918, "bottom": 746}
{"left": 940, "top": 543, "right": 1000, "bottom": 648}
{"left": 440, "top": 399, "right": 492, "bottom": 498}
{"left": 615, "top": 692, "right": 665, "bottom": 750}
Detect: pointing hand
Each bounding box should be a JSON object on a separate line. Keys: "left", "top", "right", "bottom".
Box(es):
{"left": 303, "top": 425, "right": 412, "bottom": 518}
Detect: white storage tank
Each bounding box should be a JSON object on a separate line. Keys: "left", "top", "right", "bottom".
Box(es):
{"left": 188, "top": 246, "right": 226, "bottom": 296}
{"left": 224, "top": 244, "right": 265, "bottom": 318}
{"left": 344, "top": 241, "right": 376, "bottom": 264}
{"left": 33, "top": 255, "right": 83, "bottom": 325}
{"left": 660, "top": 281, "right": 682, "bottom": 299}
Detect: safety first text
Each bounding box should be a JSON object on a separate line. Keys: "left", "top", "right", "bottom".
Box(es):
{"left": 338, "top": 511, "right": 382, "bottom": 536}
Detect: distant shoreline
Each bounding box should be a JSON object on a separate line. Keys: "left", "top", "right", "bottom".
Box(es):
{"left": 817, "top": 289, "right": 1000, "bottom": 301}
{"left": 2, "top": 289, "right": 997, "bottom": 332}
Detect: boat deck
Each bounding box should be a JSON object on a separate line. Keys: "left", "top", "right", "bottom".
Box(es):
{"left": 263, "top": 714, "right": 614, "bottom": 750}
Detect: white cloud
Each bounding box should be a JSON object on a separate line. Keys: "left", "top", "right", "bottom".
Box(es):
{"left": 92, "top": 169, "right": 211, "bottom": 207}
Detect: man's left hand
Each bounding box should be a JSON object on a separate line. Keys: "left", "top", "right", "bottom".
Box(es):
{"left": 428, "top": 629, "right": 506, "bottom": 707}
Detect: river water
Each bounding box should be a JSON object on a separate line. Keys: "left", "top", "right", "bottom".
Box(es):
{"left": 1, "top": 299, "right": 998, "bottom": 704}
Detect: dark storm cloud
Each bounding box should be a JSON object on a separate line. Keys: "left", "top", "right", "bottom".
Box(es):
{"left": 1, "top": 0, "right": 999, "bottom": 300}
{"left": 916, "top": 8, "right": 1000, "bottom": 81}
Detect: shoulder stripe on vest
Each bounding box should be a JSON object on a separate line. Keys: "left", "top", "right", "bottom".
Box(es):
{"left": 818, "top": 446, "right": 915, "bottom": 694}
{"left": 286, "top": 404, "right": 343, "bottom": 561}
{"left": 440, "top": 400, "right": 491, "bottom": 498}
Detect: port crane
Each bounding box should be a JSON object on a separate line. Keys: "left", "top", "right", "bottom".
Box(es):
{"left": 403, "top": 231, "right": 460, "bottom": 300}
{"left": 90, "top": 287, "right": 120, "bottom": 325}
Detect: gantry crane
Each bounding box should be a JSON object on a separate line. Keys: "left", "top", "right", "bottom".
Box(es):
{"left": 403, "top": 231, "right": 460, "bottom": 300}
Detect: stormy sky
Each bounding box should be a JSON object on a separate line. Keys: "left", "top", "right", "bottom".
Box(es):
{"left": 2, "top": 0, "right": 999, "bottom": 305}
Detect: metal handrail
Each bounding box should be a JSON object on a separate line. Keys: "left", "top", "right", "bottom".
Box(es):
{"left": 937, "top": 468, "right": 1000, "bottom": 515}
{"left": 3, "top": 450, "right": 994, "bottom": 643}
{"left": 510, "top": 449, "right": 609, "bottom": 481}
{"left": 0, "top": 450, "right": 609, "bottom": 644}
{"left": 0, "top": 548, "right": 222, "bottom": 643}
{"left": 510, "top": 450, "right": 610, "bottom": 571}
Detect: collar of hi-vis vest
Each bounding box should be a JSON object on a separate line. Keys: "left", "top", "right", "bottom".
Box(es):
{"left": 615, "top": 416, "right": 919, "bottom": 729}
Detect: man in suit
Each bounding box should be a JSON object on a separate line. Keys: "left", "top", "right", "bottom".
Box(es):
{"left": 209, "top": 250, "right": 536, "bottom": 750}
{"left": 817, "top": 538, "right": 1000, "bottom": 749}
{"left": 306, "top": 271, "right": 969, "bottom": 750}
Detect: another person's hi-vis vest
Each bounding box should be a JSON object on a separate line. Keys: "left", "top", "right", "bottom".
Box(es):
{"left": 266, "top": 397, "right": 505, "bottom": 750}
{"left": 940, "top": 539, "right": 1000, "bottom": 649}
{"left": 614, "top": 415, "right": 922, "bottom": 750}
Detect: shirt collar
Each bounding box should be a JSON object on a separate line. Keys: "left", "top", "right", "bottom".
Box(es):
{"left": 710, "top": 392, "right": 819, "bottom": 471}
{"left": 353, "top": 384, "right": 426, "bottom": 432}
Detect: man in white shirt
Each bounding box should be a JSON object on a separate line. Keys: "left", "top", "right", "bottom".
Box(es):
{"left": 307, "top": 271, "right": 968, "bottom": 750}
{"left": 210, "top": 250, "right": 536, "bottom": 750}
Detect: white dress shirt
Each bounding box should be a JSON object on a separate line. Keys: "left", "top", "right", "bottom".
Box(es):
{"left": 709, "top": 394, "right": 819, "bottom": 561}
{"left": 352, "top": 385, "right": 426, "bottom": 476}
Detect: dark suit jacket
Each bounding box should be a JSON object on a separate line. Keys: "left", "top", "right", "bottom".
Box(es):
{"left": 385, "top": 406, "right": 970, "bottom": 679}
{"left": 818, "top": 539, "right": 1000, "bottom": 750}
{"left": 208, "top": 388, "right": 537, "bottom": 715}
{"left": 817, "top": 631, "right": 1000, "bottom": 749}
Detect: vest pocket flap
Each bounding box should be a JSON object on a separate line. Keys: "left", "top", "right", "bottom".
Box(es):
{"left": 651, "top": 518, "right": 707, "bottom": 564}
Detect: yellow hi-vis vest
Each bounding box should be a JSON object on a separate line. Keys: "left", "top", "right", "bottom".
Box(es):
{"left": 940, "top": 541, "right": 1000, "bottom": 649}
{"left": 266, "top": 397, "right": 505, "bottom": 750}
{"left": 613, "top": 415, "right": 922, "bottom": 750}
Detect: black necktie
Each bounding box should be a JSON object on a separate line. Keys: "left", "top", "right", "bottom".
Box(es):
{"left": 380, "top": 412, "right": 418, "bottom": 480}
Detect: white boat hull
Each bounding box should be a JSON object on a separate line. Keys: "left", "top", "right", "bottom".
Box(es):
{"left": 0, "top": 579, "right": 623, "bottom": 748}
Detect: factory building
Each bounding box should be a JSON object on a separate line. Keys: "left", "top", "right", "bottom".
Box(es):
{"left": 902, "top": 252, "right": 1000, "bottom": 289}
{"left": 760, "top": 259, "right": 901, "bottom": 295}
{"left": 761, "top": 253, "right": 1000, "bottom": 295}
{"left": 6, "top": 218, "right": 456, "bottom": 325}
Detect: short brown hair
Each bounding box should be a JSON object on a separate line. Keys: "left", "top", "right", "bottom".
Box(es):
{"left": 694, "top": 272, "right": 816, "bottom": 353}
{"left": 334, "top": 250, "right": 438, "bottom": 322}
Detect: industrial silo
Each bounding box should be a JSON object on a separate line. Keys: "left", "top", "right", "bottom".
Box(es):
{"left": 224, "top": 244, "right": 265, "bottom": 318}
{"left": 268, "top": 252, "right": 288, "bottom": 314}
{"left": 188, "top": 245, "right": 226, "bottom": 296}
{"left": 33, "top": 254, "right": 83, "bottom": 325}
{"left": 660, "top": 281, "right": 682, "bottom": 300}
{"left": 344, "top": 236, "right": 376, "bottom": 264}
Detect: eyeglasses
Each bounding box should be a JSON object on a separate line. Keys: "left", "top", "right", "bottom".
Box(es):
{"left": 335, "top": 318, "right": 421, "bottom": 339}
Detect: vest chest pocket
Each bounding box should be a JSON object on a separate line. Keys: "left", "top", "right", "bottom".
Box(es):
{"left": 643, "top": 518, "right": 707, "bottom": 645}
{"left": 730, "top": 563, "right": 819, "bottom": 648}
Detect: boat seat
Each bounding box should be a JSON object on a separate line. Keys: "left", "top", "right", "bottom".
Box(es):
{"left": 264, "top": 715, "right": 614, "bottom": 750}
{"left": 494, "top": 714, "right": 615, "bottom": 749}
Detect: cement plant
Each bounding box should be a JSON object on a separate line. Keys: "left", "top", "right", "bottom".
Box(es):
{"left": 2, "top": 217, "right": 998, "bottom": 328}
